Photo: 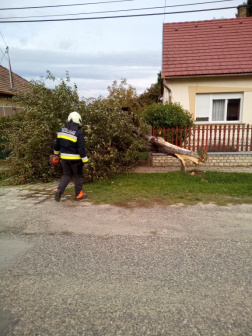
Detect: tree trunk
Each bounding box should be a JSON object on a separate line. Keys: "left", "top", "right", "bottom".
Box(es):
{"left": 144, "top": 135, "right": 209, "bottom": 171}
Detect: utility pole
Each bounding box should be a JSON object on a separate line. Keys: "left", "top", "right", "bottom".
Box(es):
{"left": 6, "top": 46, "right": 14, "bottom": 113}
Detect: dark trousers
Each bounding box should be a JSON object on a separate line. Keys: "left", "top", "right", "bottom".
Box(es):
{"left": 58, "top": 159, "right": 84, "bottom": 197}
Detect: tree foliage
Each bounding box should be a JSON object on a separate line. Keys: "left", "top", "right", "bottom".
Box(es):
{"left": 136, "top": 71, "right": 162, "bottom": 110}
{"left": 247, "top": 0, "right": 252, "bottom": 16}
{"left": 137, "top": 84, "right": 161, "bottom": 108}
{"left": 107, "top": 79, "right": 139, "bottom": 110}
{"left": 1, "top": 72, "right": 79, "bottom": 184}
{"left": 1, "top": 72, "right": 147, "bottom": 184}
{"left": 80, "top": 99, "right": 147, "bottom": 182}
{"left": 106, "top": 73, "right": 162, "bottom": 113}
{"left": 0, "top": 116, "right": 12, "bottom": 159}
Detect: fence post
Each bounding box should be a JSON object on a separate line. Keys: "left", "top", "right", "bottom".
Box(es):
{"left": 197, "top": 126, "right": 200, "bottom": 152}
{"left": 236, "top": 125, "right": 240, "bottom": 152}
{"left": 241, "top": 124, "right": 245, "bottom": 152}
{"left": 193, "top": 126, "right": 196, "bottom": 152}
{"left": 209, "top": 125, "right": 212, "bottom": 152}
{"left": 250, "top": 125, "right": 252, "bottom": 151}
{"left": 214, "top": 125, "right": 217, "bottom": 152}
{"left": 232, "top": 125, "right": 235, "bottom": 151}
{"left": 184, "top": 126, "right": 187, "bottom": 150}
{"left": 179, "top": 128, "right": 183, "bottom": 147}
{"left": 175, "top": 126, "right": 178, "bottom": 146}
{"left": 201, "top": 125, "right": 204, "bottom": 149}
{"left": 227, "top": 125, "right": 231, "bottom": 152}
{"left": 188, "top": 126, "right": 191, "bottom": 151}
{"left": 223, "top": 125, "right": 226, "bottom": 152}
{"left": 245, "top": 124, "right": 249, "bottom": 152}
{"left": 218, "top": 125, "right": 222, "bottom": 152}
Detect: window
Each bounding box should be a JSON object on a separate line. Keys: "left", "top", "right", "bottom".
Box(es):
{"left": 195, "top": 93, "right": 243, "bottom": 123}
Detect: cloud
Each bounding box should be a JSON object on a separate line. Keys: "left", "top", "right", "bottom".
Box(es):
{"left": 10, "top": 47, "right": 160, "bottom": 67}
{"left": 10, "top": 47, "right": 160, "bottom": 97}
{"left": 59, "top": 40, "right": 75, "bottom": 50}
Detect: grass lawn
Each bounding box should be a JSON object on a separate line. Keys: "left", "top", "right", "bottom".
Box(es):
{"left": 66, "top": 171, "right": 252, "bottom": 206}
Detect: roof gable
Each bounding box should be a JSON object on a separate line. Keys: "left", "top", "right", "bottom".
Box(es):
{"left": 162, "top": 17, "right": 252, "bottom": 77}
{"left": 0, "top": 65, "right": 29, "bottom": 95}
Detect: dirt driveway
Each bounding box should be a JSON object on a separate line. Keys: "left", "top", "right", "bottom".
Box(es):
{"left": 0, "top": 182, "right": 252, "bottom": 335}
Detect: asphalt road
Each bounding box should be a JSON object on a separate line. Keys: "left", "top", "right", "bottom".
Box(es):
{"left": 0, "top": 183, "right": 252, "bottom": 336}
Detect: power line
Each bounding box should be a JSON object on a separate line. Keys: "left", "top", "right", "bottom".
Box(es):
{"left": 0, "top": 6, "right": 242, "bottom": 23}
{"left": 0, "top": 32, "right": 8, "bottom": 65}
{"left": 0, "top": 47, "right": 6, "bottom": 57}
{"left": 0, "top": 0, "right": 138, "bottom": 11}
{"left": 0, "top": 53, "right": 6, "bottom": 65}
{"left": 0, "top": 47, "right": 8, "bottom": 63}
{"left": 0, "top": 0, "right": 237, "bottom": 20}
{"left": 0, "top": 31, "right": 7, "bottom": 46}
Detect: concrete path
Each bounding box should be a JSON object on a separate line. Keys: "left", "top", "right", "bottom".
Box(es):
{"left": 0, "top": 181, "right": 252, "bottom": 336}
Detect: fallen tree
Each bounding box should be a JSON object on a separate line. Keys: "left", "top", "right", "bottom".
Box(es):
{"left": 139, "top": 131, "right": 209, "bottom": 171}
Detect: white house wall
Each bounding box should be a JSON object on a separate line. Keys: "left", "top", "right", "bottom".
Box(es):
{"left": 163, "top": 76, "right": 252, "bottom": 124}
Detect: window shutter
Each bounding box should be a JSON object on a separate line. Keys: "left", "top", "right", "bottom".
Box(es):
{"left": 195, "top": 94, "right": 210, "bottom": 121}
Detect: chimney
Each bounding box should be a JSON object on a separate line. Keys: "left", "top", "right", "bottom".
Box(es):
{"left": 236, "top": 4, "right": 247, "bottom": 17}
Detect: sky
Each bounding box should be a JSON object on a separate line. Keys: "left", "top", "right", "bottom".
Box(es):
{"left": 0, "top": 0, "right": 244, "bottom": 98}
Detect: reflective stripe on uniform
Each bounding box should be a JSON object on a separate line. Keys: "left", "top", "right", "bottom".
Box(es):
{"left": 57, "top": 132, "right": 77, "bottom": 142}
{"left": 82, "top": 156, "right": 89, "bottom": 163}
{"left": 60, "top": 153, "right": 81, "bottom": 160}
{"left": 54, "top": 150, "right": 60, "bottom": 155}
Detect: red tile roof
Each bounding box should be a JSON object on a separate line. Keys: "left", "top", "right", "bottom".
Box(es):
{"left": 162, "top": 17, "right": 252, "bottom": 77}
{"left": 0, "top": 65, "right": 29, "bottom": 95}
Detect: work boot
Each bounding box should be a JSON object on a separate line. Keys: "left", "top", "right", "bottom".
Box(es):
{"left": 55, "top": 189, "right": 63, "bottom": 202}
{"left": 75, "top": 190, "right": 88, "bottom": 201}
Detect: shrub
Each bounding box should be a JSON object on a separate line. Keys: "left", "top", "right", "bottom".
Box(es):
{"left": 144, "top": 102, "right": 194, "bottom": 129}
{"left": 144, "top": 102, "right": 194, "bottom": 145}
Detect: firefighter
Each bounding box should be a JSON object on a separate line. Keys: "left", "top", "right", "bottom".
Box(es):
{"left": 53, "top": 111, "right": 89, "bottom": 202}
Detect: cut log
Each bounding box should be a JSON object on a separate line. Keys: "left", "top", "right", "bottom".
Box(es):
{"left": 144, "top": 135, "right": 209, "bottom": 172}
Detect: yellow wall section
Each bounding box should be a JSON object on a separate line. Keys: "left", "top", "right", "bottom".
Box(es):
{"left": 0, "top": 96, "right": 13, "bottom": 107}
{"left": 164, "top": 76, "right": 252, "bottom": 123}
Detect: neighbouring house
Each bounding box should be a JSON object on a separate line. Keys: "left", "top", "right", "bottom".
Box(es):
{"left": 161, "top": 15, "right": 252, "bottom": 125}
{"left": 0, "top": 65, "right": 29, "bottom": 117}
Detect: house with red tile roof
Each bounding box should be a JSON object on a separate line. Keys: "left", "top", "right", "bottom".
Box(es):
{"left": 0, "top": 65, "right": 29, "bottom": 116}
{"left": 161, "top": 16, "right": 252, "bottom": 125}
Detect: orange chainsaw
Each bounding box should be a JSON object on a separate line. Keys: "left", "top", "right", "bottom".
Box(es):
{"left": 49, "top": 154, "right": 60, "bottom": 166}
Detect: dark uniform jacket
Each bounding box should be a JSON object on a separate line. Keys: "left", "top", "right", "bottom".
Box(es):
{"left": 53, "top": 121, "right": 88, "bottom": 163}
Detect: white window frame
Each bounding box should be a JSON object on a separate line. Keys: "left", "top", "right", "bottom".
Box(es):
{"left": 195, "top": 93, "right": 243, "bottom": 124}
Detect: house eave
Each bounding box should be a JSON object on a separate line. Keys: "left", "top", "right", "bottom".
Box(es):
{"left": 162, "top": 72, "right": 252, "bottom": 79}
{"left": 0, "top": 90, "right": 14, "bottom": 96}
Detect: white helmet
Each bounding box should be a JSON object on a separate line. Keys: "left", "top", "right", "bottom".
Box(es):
{"left": 67, "top": 111, "right": 82, "bottom": 125}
